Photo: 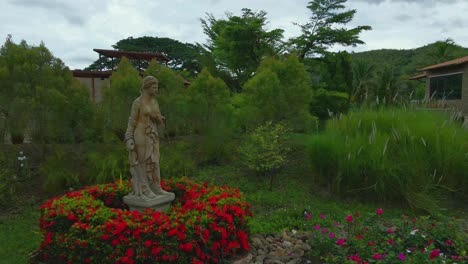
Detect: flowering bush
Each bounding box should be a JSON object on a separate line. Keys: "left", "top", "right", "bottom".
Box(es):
{"left": 303, "top": 208, "right": 468, "bottom": 263}
{"left": 36, "top": 178, "right": 252, "bottom": 263}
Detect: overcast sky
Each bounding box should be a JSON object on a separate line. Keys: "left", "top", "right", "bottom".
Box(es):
{"left": 1, "top": 0, "right": 467, "bottom": 69}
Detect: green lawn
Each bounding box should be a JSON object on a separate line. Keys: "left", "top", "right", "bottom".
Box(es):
{"left": 0, "top": 206, "right": 41, "bottom": 264}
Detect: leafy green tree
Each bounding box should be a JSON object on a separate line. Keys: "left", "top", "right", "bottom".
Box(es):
{"left": 144, "top": 60, "right": 190, "bottom": 137}
{"left": 0, "top": 35, "right": 94, "bottom": 143}
{"left": 201, "top": 8, "right": 284, "bottom": 90}
{"left": 101, "top": 57, "right": 141, "bottom": 139}
{"left": 187, "top": 68, "right": 234, "bottom": 163}
{"left": 239, "top": 122, "right": 290, "bottom": 191}
{"left": 375, "top": 65, "right": 401, "bottom": 105}
{"left": 321, "top": 51, "right": 353, "bottom": 94}
{"left": 289, "top": 0, "right": 371, "bottom": 59}
{"left": 86, "top": 36, "right": 202, "bottom": 76}
{"left": 239, "top": 56, "right": 316, "bottom": 132}
{"left": 429, "top": 38, "right": 456, "bottom": 63}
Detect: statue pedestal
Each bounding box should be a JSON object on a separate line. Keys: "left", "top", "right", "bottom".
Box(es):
{"left": 123, "top": 192, "right": 175, "bottom": 212}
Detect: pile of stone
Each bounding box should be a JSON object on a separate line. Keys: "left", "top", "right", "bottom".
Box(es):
{"left": 233, "top": 230, "right": 318, "bottom": 264}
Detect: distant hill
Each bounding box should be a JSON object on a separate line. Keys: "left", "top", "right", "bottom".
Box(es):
{"left": 350, "top": 40, "right": 468, "bottom": 77}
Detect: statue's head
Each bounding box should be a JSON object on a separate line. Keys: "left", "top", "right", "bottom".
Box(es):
{"left": 141, "top": 76, "right": 159, "bottom": 96}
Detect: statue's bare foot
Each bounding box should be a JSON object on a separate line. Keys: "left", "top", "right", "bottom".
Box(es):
{"left": 153, "top": 187, "right": 170, "bottom": 195}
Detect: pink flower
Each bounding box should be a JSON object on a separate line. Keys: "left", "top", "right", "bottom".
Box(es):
{"left": 329, "top": 233, "right": 335, "bottom": 238}
{"left": 349, "top": 255, "right": 361, "bottom": 262}
{"left": 320, "top": 214, "right": 326, "bottom": 219}
{"left": 387, "top": 228, "right": 395, "bottom": 234}
{"left": 345, "top": 215, "right": 354, "bottom": 222}
{"left": 430, "top": 249, "right": 440, "bottom": 260}
{"left": 336, "top": 238, "right": 345, "bottom": 245}
{"left": 355, "top": 235, "right": 362, "bottom": 240}
{"left": 398, "top": 253, "right": 406, "bottom": 260}
{"left": 321, "top": 229, "right": 328, "bottom": 234}
{"left": 314, "top": 225, "right": 320, "bottom": 230}
{"left": 445, "top": 240, "right": 454, "bottom": 246}
{"left": 376, "top": 208, "right": 383, "bottom": 215}
{"left": 373, "top": 253, "right": 382, "bottom": 260}
{"left": 304, "top": 213, "right": 312, "bottom": 219}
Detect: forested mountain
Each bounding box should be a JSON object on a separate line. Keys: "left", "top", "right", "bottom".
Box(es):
{"left": 350, "top": 40, "right": 468, "bottom": 77}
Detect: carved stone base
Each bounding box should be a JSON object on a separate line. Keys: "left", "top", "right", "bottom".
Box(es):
{"left": 123, "top": 192, "right": 175, "bottom": 212}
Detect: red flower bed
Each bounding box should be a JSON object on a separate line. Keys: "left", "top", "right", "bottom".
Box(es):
{"left": 36, "top": 178, "right": 252, "bottom": 263}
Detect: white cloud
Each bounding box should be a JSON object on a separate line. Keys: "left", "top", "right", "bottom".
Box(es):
{"left": 1, "top": 0, "right": 467, "bottom": 69}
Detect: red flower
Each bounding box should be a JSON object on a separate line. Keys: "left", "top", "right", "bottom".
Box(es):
{"left": 179, "top": 243, "right": 193, "bottom": 252}
{"left": 345, "top": 215, "right": 354, "bottom": 222}
{"left": 67, "top": 214, "right": 77, "bottom": 221}
{"left": 144, "top": 240, "right": 152, "bottom": 248}
{"left": 167, "top": 228, "right": 178, "bottom": 237}
{"left": 151, "top": 246, "right": 162, "bottom": 256}
{"left": 376, "top": 208, "right": 383, "bottom": 215}
{"left": 202, "top": 229, "right": 210, "bottom": 241}
{"left": 430, "top": 249, "right": 440, "bottom": 259}
{"left": 111, "top": 239, "right": 119, "bottom": 246}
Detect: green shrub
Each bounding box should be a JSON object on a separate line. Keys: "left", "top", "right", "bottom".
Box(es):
{"left": 309, "top": 88, "right": 350, "bottom": 120}
{"left": 0, "top": 152, "right": 18, "bottom": 208}
{"left": 160, "top": 141, "right": 196, "bottom": 178}
{"left": 87, "top": 134, "right": 129, "bottom": 184}
{"left": 187, "top": 69, "right": 235, "bottom": 163}
{"left": 39, "top": 148, "right": 81, "bottom": 193}
{"left": 239, "top": 122, "right": 290, "bottom": 190}
{"left": 306, "top": 108, "right": 468, "bottom": 212}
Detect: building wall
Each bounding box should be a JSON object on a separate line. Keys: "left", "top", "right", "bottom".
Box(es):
{"left": 424, "top": 64, "right": 468, "bottom": 118}
{"left": 75, "top": 77, "right": 110, "bottom": 103}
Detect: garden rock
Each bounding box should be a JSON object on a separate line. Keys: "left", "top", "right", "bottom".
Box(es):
{"left": 241, "top": 230, "right": 311, "bottom": 264}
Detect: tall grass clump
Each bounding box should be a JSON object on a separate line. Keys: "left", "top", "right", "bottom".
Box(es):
{"left": 306, "top": 108, "right": 467, "bottom": 212}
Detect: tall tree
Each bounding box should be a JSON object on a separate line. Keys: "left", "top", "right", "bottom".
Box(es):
{"left": 289, "top": 0, "right": 371, "bottom": 59}
{"left": 429, "top": 38, "right": 457, "bottom": 63}
{"left": 144, "top": 60, "right": 190, "bottom": 137}
{"left": 239, "top": 56, "right": 315, "bottom": 132}
{"left": 376, "top": 65, "right": 401, "bottom": 105}
{"left": 101, "top": 57, "right": 141, "bottom": 139}
{"left": 0, "top": 36, "right": 94, "bottom": 143}
{"left": 201, "top": 8, "right": 284, "bottom": 90}
{"left": 352, "top": 60, "right": 376, "bottom": 103}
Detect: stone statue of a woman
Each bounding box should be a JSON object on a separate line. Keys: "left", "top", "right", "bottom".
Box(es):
{"left": 123, "top": 76, "right": 174, "bottom": 211}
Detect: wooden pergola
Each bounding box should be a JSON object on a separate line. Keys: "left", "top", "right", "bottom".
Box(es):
{"left": 93, "top": 49, "right": 170, "bottom": 72}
